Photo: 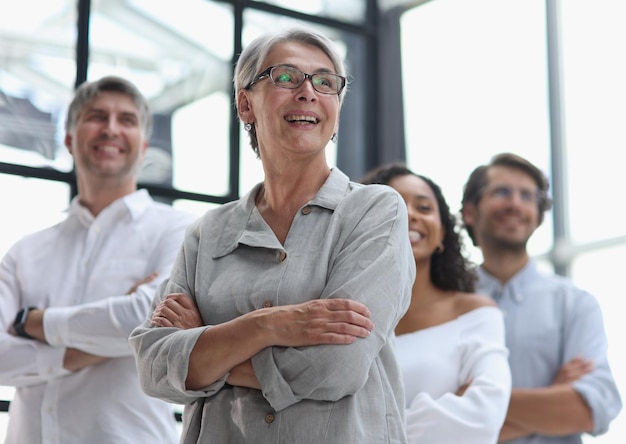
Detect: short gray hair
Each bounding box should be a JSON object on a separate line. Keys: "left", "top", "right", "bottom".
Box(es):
{"left": 234, "top": 28, "right": 348, "bottom": 155}
{"left": 65, "top": 75, "right": 152, "bottom": 139}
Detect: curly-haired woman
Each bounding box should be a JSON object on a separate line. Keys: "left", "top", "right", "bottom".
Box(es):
{"left": 361, "top": 164, "right": 511, "bottom": 444}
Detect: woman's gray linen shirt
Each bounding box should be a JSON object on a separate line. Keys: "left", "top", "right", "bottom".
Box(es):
{"left": 130, "top": 168, "right": 415, "bottom": 443}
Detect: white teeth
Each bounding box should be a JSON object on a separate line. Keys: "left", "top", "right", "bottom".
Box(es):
{"left": 286, "top": 115, "right": 318, "bottom": 123}
{"left": 100, "top": 145, "right": 120, "bottom": 153}
{"left": 409, "top": 230, "right": 422, "bottom": 241}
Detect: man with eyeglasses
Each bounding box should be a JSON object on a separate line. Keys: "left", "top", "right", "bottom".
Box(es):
{"left": 460, "top": 152, "right": 621, "bottom": 443}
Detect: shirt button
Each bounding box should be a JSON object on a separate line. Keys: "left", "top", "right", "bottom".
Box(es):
{"left": 265, "top": 413, "right": 275, "bottom": 424}
{"left": 301, "top": 206, "right": 312, "bottom": 215}
{"left": 278, "top": 251, "right": 287, "bottom": 262}
{"left": 263, "top": 300, "right": 272, "bottom": 308}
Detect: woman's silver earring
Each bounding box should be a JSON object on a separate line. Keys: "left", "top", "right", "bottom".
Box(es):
{"left": 244, "top": 122, "right": 252, "bottom": 131}
{"left": 330, "top": 133, "right": 338, "bottom": 143}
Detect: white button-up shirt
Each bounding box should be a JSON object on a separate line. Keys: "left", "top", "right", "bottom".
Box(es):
{"left": 0, "top": 189, "right": 195, "bottom": 444}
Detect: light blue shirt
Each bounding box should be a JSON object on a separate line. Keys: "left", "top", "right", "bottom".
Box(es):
{"left": 477, "top": 260, "right": 622, "bottom": 444}
{"left": 130, "top": 168, "right": 415, "bottom": 444}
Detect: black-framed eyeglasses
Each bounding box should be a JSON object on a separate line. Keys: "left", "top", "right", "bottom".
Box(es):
{"left": 245, "top": 65, "right": 346, "bottom": 96}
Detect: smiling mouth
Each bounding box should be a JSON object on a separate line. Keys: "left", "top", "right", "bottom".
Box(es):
{"left": 95, "top": 145, "right": 123, "bottom": 154}
{"left": 409, "top": 230, "right": 423, "bottom": 242}
{"left": 498, "top": 215, "right": 524, "bottom": 225}
{"left": 285, "top": 114, "right": 319, "bottom": 124}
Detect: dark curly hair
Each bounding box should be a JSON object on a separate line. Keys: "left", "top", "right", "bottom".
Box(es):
{"left": 360, "top": 163, "right": 476, "bottom": 293}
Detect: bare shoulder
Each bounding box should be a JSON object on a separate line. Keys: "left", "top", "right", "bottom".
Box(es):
{"left": 453, "top": 292, "right": 497, "bottom": 317}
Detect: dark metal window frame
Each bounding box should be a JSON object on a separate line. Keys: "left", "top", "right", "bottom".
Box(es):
{"left": 0, "top": 0, "right": 396, "bottom": 204}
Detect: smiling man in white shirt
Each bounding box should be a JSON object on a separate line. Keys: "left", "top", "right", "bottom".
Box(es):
{"left": 0, "top": 76, "right": 194, "bottom": 444}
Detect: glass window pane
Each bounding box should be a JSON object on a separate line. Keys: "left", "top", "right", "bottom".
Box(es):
{"left": 89, "top": 0, "right": 234, "bottom": 197}
{"left": 561, "top": 1, "right": 626, "bottom": 245}
{"left": 401, "top": 0, "right": 553, "bottom": 262}
{"left": 0, "top": 175, "right": 69, "bottom": 258}
{"left": 173, "top": 198, "right": 220, "bottom": 219}
{"left": 401, "top": 0, "right": 551, "bottom": 185}
{"left": 0, "top": 0, "right": 75, "bottom": 173}
{"left": 251, "top": 0, "right": 367, "bottom": 24}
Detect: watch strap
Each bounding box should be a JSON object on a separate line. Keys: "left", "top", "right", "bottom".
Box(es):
{"left": 13, "top": 307, "right": 37, "bottom": 340}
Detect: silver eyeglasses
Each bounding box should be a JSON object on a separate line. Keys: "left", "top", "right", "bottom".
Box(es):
{"left": 245, "top": 65, "right": 346, "bottom": 95}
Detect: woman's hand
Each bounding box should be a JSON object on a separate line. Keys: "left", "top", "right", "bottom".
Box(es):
{"left": 151, "top": 293, "right": 204, "bottom": 329}
{"left": 259, "top": 298, "right": 375, "bottom": 347}
{"left": 185, "top": 298, "right": 373, "bottom": 390}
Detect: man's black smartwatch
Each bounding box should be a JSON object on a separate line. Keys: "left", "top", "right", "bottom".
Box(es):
{"left": 13, "top": 307, "right": 37, "bottom": 340}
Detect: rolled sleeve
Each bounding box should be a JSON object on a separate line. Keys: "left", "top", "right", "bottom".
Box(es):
{"left": 130, "top": 321, "right": 221, "bottom": 404}
{"left": 567, "top": 292, "right": 622, "bottom": 435}
{"left": 44, "top": 288, "right": 155, "bottom": 357}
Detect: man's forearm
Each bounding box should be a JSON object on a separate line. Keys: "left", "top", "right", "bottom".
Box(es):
{"left": 63, "top": 348, "right": 109, "bottom": 372}
{"left": 23, "top": 309, "right": 47, "bottom": 342}
{"left": 506, "top": 385, "right": 593, "bottom": 436}
{"left": 499, "top": 422, "right": 532, "bottom": 442}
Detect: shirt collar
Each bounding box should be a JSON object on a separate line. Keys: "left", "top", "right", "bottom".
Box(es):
{"left": 212, "top": 168, "right": 351, "bottom": 258}
{"left": 120, "top": 189, "right": 153, "bottom": 219}
{"left": 308, "top": 167, "right": 351, "bottom": 211}
{"left": 69, "top": 189, "right": 153, "bottom": 226}
{"left": 478, "top": 259, "right": 540, "bottom": 303}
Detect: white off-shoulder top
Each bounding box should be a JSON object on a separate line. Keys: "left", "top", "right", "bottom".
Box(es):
{"left": 395, "top": 306, "right": 512, "bottom": 444}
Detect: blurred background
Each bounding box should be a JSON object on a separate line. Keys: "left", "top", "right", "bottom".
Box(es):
{"left": 1, "top": 0, "right": 624, "bottom": 441}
